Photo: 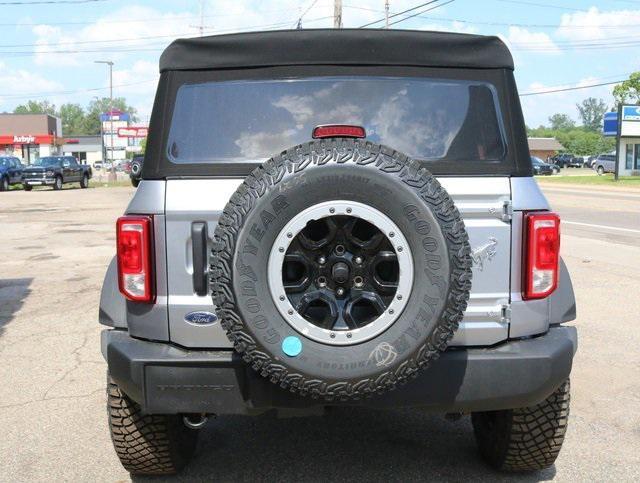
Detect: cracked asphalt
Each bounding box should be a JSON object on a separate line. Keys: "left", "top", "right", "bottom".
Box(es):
{"left": 1, "top": 184, "right": 639, "bottom": 482}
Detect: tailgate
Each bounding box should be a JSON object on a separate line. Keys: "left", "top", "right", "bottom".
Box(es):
{"left": 164, "top": 177, "right": 512, "bottom": 348}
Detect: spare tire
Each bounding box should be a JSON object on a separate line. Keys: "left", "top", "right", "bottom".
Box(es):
{"left": 211, "top": 139, "right": 472, "bottom": 401}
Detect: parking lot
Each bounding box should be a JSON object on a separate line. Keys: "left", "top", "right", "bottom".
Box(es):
{"left": 1, "top": 183, "right": 639, "bottom": 482}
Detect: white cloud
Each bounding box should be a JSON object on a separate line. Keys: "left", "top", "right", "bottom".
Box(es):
{"left": 519, "top": 77, "right": 615, "bottom": 127}
{"left": 0, "top": 61, "right": 64, "bottom": 110}
{"left": 507, "top": 27, "right": 559, "bottom": 55}
{"left": 557, "top": 7, "right": 640, "bottom": 41}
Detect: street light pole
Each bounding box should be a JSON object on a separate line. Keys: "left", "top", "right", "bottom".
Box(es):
{"left": 95, "top": 60, "right": 114, "bottom": 181}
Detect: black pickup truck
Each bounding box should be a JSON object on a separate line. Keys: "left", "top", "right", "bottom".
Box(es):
{"left": 22, "top": 155, "right": 92, "bottom": 191}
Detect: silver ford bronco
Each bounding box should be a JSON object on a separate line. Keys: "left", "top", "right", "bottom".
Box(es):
{"left": 99, "top": 29, "right": 577, "bottom": 475}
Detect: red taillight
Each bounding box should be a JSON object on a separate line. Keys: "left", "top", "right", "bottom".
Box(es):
{"left": 312, "top": 124, "right": 366, "bottom": 139}
{"left": 523, "top": 212, "right": 560, "bottom": 300}
{"left": 117, "top": 215, "right": 154, "bottom": 303}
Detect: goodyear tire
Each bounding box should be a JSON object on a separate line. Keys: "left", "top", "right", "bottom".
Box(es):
{"left": 211, "top": 139, "right": 472, "bottom": 401}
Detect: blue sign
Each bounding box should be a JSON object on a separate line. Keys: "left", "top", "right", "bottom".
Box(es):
{"left": 603, "top": 112, "right": 618, "bottom": 137}
{"left": 100, "top": 111, "right": 131, "bottom": 122}
{"left": 622, "top": 105, "right": 640, "bottom": 121}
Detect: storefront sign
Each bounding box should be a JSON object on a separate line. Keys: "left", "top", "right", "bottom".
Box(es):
{"left": 622, "top": 105, "right": 640, "bottom": 121}
{"left": 0, "top": 134, "right": 54, "bottom": 145}
{"left": 117, "top": 127, "right": 148, "bottom": 138}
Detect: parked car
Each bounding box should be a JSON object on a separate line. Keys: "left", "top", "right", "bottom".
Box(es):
{"left": 551, "top": 153, "right": 582, "bottom": 168}
{"left": 93, "top": 160, "right": 103, "bottom": 170}
{"left": 585, "top": 155, "right": 598, "bottom": 168}
{"left": 129, "top": 155, "right": 143, "bottom": 187}
{"left": 100, "top": 30, "right": 577, "bottom": 475}
{"left": 593, "top": 153, "right": 616, "bottom": 175}
{"left": 22, "top": 155, "right": 92, "bottom": 190}
{"left": 0, "top": 155, "right": 24, "bottom": 191}
{"left": 120, "top": 160, "right": 132, "bottom": 174}
{"left": 531, "top": 156, "right": 554, "bottom": 175}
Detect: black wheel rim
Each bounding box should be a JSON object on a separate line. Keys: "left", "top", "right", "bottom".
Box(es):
{"left": 282, "top": 215, "right": 400, "bottom": 332}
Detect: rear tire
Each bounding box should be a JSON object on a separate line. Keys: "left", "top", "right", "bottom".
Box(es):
{"left": 53, "top": 176, "right": 63, "bottom": 190}
{"left": 80, "top": 174, "right": 89, "bottom": 188}
{"left": 23, "top": 185, "right": 32, "bottom": 191}
{"left": 472, "top": 379, "right": 570, "bottom": 472}
{"left": 107, "top": 375, "right": 198, "bottom": 475}
{"left": 597, "top": 166, "right": 604, "bottom": 176}
{"left": 0, "top": 176, "right": 8, "bottom": 191}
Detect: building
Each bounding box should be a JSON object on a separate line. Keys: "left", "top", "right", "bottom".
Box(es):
{"left": 603, "top": 108, "right": 640, "bottom": 176}
{"left": 0, "top": 113, "right": 62, "bottom": 163}
{"left": 63, "top": 135, "right": 102, "bottom": 164}
{"left": 527, "top": 137, "right": 564, "bottom": 160}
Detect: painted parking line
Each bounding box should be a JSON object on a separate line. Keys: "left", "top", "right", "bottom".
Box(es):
{"left": 564, "top": 220, "right": 640, "bottom": 234}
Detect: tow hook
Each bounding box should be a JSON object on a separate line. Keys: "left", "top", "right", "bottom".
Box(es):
{"left": 183, "top": 413, "right": 209, "bottom": 430}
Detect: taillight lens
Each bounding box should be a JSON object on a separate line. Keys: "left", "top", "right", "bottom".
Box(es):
{"left": 312, "top": 124, "right": 366, "bottom": 139}
{"left": 523, "top": 212, "right": 560, "bottom": 300}
{"left": 117, "top": 215, "right": 154, "bottom": 302}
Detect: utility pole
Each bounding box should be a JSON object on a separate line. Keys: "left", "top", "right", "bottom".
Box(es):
{"left": 385, "top": 0, "right": 390, "bottom": 28}
{"left": 334, "top": 0, "right": 342, "bottom": 28}
{"left": 95, "top": 60, "right": 115, "bottom": 182}
{"left": 190, "top": 0, "right": 212, "bottom": 36}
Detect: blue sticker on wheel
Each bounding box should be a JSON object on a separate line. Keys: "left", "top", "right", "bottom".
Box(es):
{"left": 282, "top": 336, "right": 302, "bottom": 357}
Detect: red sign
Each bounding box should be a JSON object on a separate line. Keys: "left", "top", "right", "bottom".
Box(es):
{"left": 0, "top": 134, "right": 54, "bottom": 145}
{"left": 117, "top": 127, "right": 148, "bottom": 138}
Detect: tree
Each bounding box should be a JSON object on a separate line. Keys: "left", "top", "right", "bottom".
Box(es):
{"left": 84, "top": 97, "right": 139, "bottom": 135}
{"left": 548, "top": 113, "right": 575, "bottom": 131}
{"left": 613, "top": 72, "right": 640, "bottom": 105}
{"left": 13, "top": 100, "right": 57, "bottom": 116}
{"left": 576, "top": 97, "right": 607, "bottom": 131}
{"left": 59, "top": 103, "right": 85, "bottom": 135}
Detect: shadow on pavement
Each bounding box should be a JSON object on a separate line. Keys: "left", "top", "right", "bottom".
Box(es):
{"left": 0, "top": 278, "right": 32, "bottom": 338}
{"left": 133, "top": 407, "right": 556, "bottom": 482}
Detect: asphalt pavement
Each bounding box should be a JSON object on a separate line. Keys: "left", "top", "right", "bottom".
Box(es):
{"left": 0, "top": 183, "right": 638, "bottom": 482}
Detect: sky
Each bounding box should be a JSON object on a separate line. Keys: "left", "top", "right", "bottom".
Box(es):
{"left": 0, "top": 0, "right": 639, "bottom": 128}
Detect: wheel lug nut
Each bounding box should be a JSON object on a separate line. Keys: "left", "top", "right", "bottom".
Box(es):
{"left": 347, "top": 333, "right": 352, "bottom": 338}
{"left": 279, "top": 295, "right": 285, "bottom": 301}
{"left": 336, "top": 287, "right": 345, "bottom": 296}
{"left": 354, "top": 256, "right": 363, "bottom": 264}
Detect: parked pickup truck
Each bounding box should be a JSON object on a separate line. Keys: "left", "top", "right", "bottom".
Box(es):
{"left": 100, "top": 29, "right": 577, "bottom": 475}
{"left": 22, "top": 155, "right": 92, "bottom": 190}
{"left": 0, "top": 155, "right": 24, "bottom": 191}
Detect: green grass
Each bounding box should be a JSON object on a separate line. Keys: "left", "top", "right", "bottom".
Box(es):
{"left": 536, "top": 174, "right": 640, "bottom": 189}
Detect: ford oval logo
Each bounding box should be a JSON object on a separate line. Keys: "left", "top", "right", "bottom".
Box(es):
{"left": 184, "top": 311, "right": 218, "bottom": 326}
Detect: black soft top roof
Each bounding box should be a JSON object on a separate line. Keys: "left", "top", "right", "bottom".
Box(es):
{"left": 160, "top": 29, "right": 513, "bottom": 73}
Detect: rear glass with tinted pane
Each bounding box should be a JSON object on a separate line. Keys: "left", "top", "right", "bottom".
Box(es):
{"left": 166, "top": 77, "right": 506, "bottom": 165}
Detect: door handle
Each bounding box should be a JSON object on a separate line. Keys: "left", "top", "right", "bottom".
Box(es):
{"left": 191, "top": 222, "right": 208, "bottom": 296}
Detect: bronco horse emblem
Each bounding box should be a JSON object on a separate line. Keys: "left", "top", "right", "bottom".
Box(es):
{"left": 471, "top": 237, "right": 498, "bottom": 271}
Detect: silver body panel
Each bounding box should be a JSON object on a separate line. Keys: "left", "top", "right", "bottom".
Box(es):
{"left": 98, "top": 176, "right": 574, "bottom": 349}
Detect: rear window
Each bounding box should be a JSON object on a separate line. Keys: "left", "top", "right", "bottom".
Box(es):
{"left": 166, "top": 76, "right": 506, "bottom": 166}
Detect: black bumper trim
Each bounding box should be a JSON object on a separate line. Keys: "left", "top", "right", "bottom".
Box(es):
{"left": 102, "top": 326, "right": 577, "bottom": 414}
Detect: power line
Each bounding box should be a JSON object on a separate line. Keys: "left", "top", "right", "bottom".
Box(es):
{"left": 388, "top": 0, "right": 455, "bottom": 27}
{"left": 1, "top": 6, "right": 318, "bottom": 26}
{"left": 294, "top": 0, "right": 320, "bottom": 28}
{"left": 359, "top": 0, "right": 443, "bottom": 28}
{"left": 0, "top": 0, "right": 108, "bottom": 4}
{"left": 0, "top": 79, "right": 156, "bottom": 101}
{"left": 0, "top": 16, "right": 332, "bottom": 57}
{"left": 520, "top": 80, "right": 623, "bottom": 96}
{"left": 345, "top": 4, "right": 640, "bottom": 30}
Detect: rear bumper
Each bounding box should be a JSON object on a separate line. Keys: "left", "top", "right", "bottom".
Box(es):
{"left": 102, "top": 326, "right": 577, "bottom": 415}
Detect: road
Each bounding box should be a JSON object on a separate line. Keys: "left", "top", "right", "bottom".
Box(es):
{"left": 0, "top": 184, "right": 639, "bottom": 482}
